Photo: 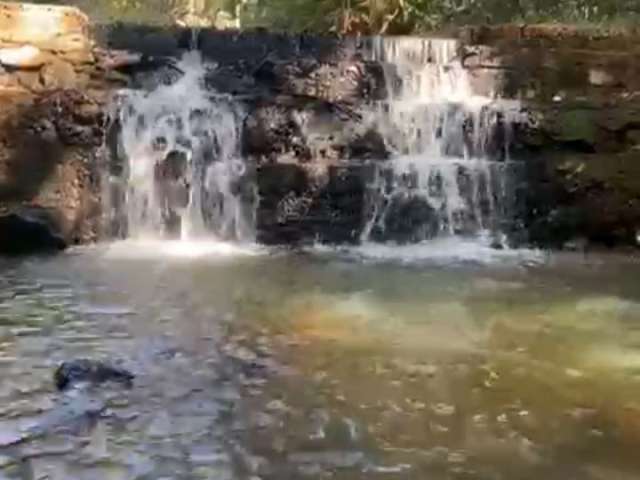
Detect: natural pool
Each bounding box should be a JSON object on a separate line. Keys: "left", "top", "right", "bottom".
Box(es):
{"left": 1, "top": 241, "right": 640, "bottom": 479}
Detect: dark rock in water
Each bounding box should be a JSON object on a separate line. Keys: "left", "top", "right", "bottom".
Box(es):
{"left": 256, "top": 164, "right": 373, "bottom": 245}
{"left": 372, "top": 194, "right": 440, "bottom": 244}
{"left": 347, "top": 129, "right": 389, "bottom": 160}
{"left": 0, "top": 392, "right": 107, "bottom": 447}
{"left": 0, "top": 207, "right": 66, "bottom": 255}
{"left": 54, "top": 359, "right": 134, "bottom": 391}
{"left": 152, "top": 150, "right": 191, "bottom": 237}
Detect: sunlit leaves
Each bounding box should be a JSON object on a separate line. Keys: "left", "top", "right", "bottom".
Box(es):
{"left": 242, "top": 0, "right": 640, "bottom": 33}
{"left": 34, "top": 0, "right": 640, "bottom": 31}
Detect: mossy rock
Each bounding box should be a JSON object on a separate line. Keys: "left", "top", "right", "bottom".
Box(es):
{"left": 551, "top": 109, "right": 598, "bottom": 145}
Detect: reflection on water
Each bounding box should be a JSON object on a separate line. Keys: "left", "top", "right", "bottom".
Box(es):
{"left": 1, "top": 244, "right": 640, "bottom": 479}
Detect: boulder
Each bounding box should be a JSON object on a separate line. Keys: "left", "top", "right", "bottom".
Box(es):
{"left": 0, "top": 2, "right": 90, "bottom": 53}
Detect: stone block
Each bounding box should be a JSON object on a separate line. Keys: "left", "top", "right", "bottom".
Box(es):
{"left": 39, "top": 58, "right": 77, "bottom": 90}
{"left": 0, "top": 2, "right": 91, "bottom": 52}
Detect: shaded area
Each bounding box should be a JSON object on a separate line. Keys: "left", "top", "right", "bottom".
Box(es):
{"left": 0, "top": 90, "right": 106, "bottom": 254}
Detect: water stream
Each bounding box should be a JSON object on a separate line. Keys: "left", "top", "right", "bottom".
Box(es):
{"left": 363, "top": 37, "right": 522, "bottom": 245}
{"left": 113, "top": 52, "right": 255, "bottom": 241}
{"left": 1, "top": 245, "right": 640, "bottom": 479}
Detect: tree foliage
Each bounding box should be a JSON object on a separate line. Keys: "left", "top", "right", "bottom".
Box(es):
{"left": 242, "top": 0, "right": 640, "bottom": 33}
{"left": 25, "top": 0, "right": 640, "bottom": 31}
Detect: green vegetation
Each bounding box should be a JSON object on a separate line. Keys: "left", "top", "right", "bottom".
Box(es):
{"left": 21, "top": 0, "right": 640, "bottom": 32}
{"left": 242, "top": 0, "right": 640, "bottom": 33}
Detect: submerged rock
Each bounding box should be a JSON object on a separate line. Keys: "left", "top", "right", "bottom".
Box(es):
{"left": 0, "top": 393, "right": 107, "bottom": 447}
{"left": 54, "top": 359, "right": 135, "bottom": 391}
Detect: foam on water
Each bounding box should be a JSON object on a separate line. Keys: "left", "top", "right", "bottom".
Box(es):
{"left": 99, "top": 239, "right": 265, "bottom": 260}
{"left": 312, "top": 236, "right": 544, "bottom": 266}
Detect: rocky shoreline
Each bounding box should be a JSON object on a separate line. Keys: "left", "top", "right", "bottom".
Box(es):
{"left": 1, "top": 3, "right": 639, "bottom": 253}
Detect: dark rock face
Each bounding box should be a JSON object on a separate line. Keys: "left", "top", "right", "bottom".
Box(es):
{"left": 370, "top": 194, "right": 440, "bottom": 244}
{"left": 0, "top": 207, "right": 66, "bottom": 254}
{"left": 457, "top": 25, "right": 640, "bottom": 249}
{"left": 503, "top": 98, "right": 640, "bottom": 248}
{"left": 256, "top": 164, "right": 374, "bottom": 245}
{"left": 519, "top": 152, "right": 640, "bottom": 248}
{"left": 54, "top": 359, "right": 135, "bottom": 391}
{"left": 243, "top": 104, "right": 311, "bottom": 163}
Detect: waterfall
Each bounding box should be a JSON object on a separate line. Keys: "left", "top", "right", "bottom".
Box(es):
{"left": 362, "top": 37, "right": 521, "bottom": 246}
{"left": 111, "top": 52, "right": 256, "bottom": 242}
{"left": 104, "top": 36, "right": 522, "bottom": 251}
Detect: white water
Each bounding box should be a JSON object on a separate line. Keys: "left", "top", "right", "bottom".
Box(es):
{"left": 364, "top": 37, "right": 522, "bottom": 244}
{"left": 114, "top": 52, "right": 255, "bottom": 242}
{"left": 311, "top": 238, "right": 543, "bottom": 267}
{"left": 100, "top": 239, "right": 265, "bottom": 260}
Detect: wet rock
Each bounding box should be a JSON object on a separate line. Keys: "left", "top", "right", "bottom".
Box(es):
{"left": 243, "top": 104, "right": 310, "bottom": 163}
{"left": 370, "top": 193, "right": 439, "bottom": 244}
{"left": 0, "top": 207, "right": 66, "bottom": 255}
{"left": 252, "top": 58, "right": 385, "bottom": 102}
{"left": 28, "top": 394, "right": 106, "bottom": 436}
{"left": 152, "top": 149, "right": 191, "bottom": 236}
{"left": 347, "top": 129, "right": 389, "bottom": 160}
{"left": 54, "top": 359, "right": 134, "bottom": 391}
{"left": 256, "top": 164, "right": 373, "bottom": 245}
{"left": 0, "top": 394, "right": 107, "bottom": 447}
{"left": 522, "top": 152, "right": 640, "bottom": 248}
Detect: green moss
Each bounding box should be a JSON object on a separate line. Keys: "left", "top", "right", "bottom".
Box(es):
{"left": 553, "top": 109, "right": 598, "bottom": 144}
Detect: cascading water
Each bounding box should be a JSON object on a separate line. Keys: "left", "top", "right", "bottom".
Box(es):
{"left": 111, "top": 52, "right": 255, "bottom": 242}
{"left": 105, "top": 35, "right": 524, "bottom": 258}
{"left": 363, "top": 37, "right": 522, "bottom": 246}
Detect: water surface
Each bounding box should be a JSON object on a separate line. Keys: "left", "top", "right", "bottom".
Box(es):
{"left": 1, "top": 241, "right": 640, "bottom": 479}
